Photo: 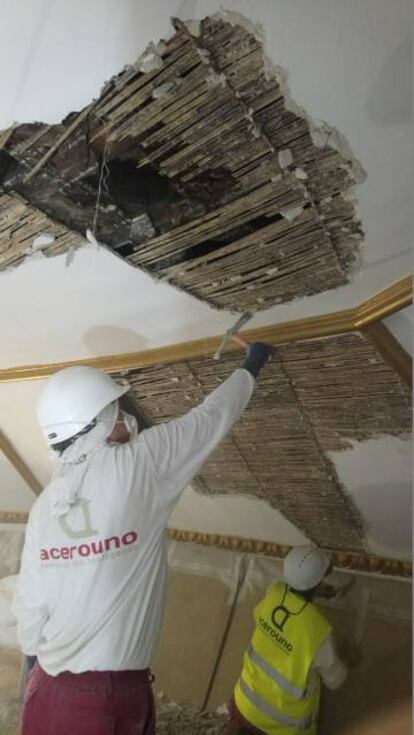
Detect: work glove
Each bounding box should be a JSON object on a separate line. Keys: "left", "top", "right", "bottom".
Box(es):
{"left": 242, "top": 342, "right": 272, "bottom": 378}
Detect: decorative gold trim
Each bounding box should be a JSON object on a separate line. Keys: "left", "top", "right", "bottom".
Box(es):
{"left": 167, "top": 529, "right": 412, "bottom": 577}
{"left": 0, "top": 431, "right": 42, "bottom": 495}
{"left": 0, "top": 277, "right": 411, "bottom": 384}
{"left": 363, "top": 321, "right": 412, "bottom": 388}
{"left": 0, "top": 511, "right": 28, "bottom": 524}
{"left": 355, "top": 275, "right": 413, "bottom": 327}
{"left": 0, "top": 512, "right": 410, "bottom": 577}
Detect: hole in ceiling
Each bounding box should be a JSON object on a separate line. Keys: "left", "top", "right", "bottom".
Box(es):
{"left": 0, "top": 13, "right": 366, "bottom": 311}
{"left": 151, "top": 212, "right": 286, "bottom": 271}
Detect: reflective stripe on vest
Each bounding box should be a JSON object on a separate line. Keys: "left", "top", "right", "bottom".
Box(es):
{"left": 239, "top": 678, "right": 317, "bottom": 731}
{"left": 235, "top": 582, "right": 332, "bottom": 733}
{"left": 246, "top": 643, "right": 308, "bottom": 700}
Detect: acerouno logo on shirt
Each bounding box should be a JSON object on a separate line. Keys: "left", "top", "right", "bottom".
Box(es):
{"left": 40, "top": 497, "right": 138, "bottom": 562}
{"left": 259, "top": 616, "right": 293, "bottom": 654}
{"left": 40, "top": 531, "right": 138, "bottom": 562}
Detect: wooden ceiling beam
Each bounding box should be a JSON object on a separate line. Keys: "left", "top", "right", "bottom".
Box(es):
{"left": 363, "top": 321, "right": 412, "bottom": 388}
{"left": 0, "top": 430, "right": 42, "bottom": 495}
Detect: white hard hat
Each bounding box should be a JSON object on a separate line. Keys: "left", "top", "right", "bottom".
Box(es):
{"left": 283, "top": 546, "right": 331, "bottom": 591}
{"left": 37, "top": 366, "right": 130, "bottom": 444}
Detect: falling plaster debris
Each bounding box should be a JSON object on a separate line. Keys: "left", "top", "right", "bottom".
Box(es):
{"left": 151, "top": 82, "right": 173, "bottom": 99}
{"left": 294, "top": 167, "right": 308, "bottom": 180}
{"left": 278, "top": 148, "right": 294, "bottom": 169}
{"left": 262, "top": 57, "right": 367, "bottom": 186}
{"left": 183, "top": 18, "right": 202, "bottom": 37}
{"left": 31, "top": 233, "right": 55, "bottom": 250}
{"left": 213, "top": 10, "right": 266, "bottom": 44}
{"left": 136, "top": 41, "right": 165, "bottom": 73}
{"left": 205, "top": 70, "right": 227, "bottom": 89}
{"left": 280, "top": 205, "right": 304, "bottom": 222}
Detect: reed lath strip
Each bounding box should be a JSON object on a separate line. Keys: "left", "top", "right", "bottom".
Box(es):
{"left": 0, "top": 192, "right": 80, "bottom": 271}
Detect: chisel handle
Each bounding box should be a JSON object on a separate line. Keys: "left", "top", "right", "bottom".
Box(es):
{"left": 231, "top": 334, "right": 248, "bottom": 350}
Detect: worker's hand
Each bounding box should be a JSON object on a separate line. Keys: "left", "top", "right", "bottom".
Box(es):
{"left": 316, "top": 583, "right": 338, "bottom": 599}
{"left": 337, "top": 638, "right": 363, "bottom": 669}
{"left": 242, "top": 342, "right": 272, "bottom": 378}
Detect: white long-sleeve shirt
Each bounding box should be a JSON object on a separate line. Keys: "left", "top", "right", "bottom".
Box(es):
{"left": 312, "top": 634, "right": 348, "bottom": 689}
{"left": 13, "top": 368, "right": 255, "bottom": 675}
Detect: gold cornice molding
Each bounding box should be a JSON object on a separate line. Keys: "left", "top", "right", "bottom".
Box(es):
{"left": 0, "top": 512, "right": 410, "bottom": 577}
{"left": 354, "top": 275, "right": 412, "bottom": 327}
{"left": 0, "top": 511, "right": 28, "bottom": 524}
{"left": 0, "top": 277, "right": 411, "bottom": 383}
{"left": 166, "top": 529, "right": 412, "bottom": 578}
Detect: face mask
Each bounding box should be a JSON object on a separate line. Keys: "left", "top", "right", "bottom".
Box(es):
{"left": 122, "top": 412, "right": 139, "bottom": 441}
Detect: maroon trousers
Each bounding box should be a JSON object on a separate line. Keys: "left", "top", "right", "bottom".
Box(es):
{"left": 227, "top": 697, "right": 267, "bottom": 735}
{"left": 21, "top": 664, "right": 155, "bottom": 735}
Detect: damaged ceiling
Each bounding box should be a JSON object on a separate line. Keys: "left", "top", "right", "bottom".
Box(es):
{"left": 0, "top": 3, "right": 411, "bottom": 562}
{"left": 118, "top": 331, "right": 411, "bottom": 552}
{"left": 0, "top": 16, "right": 364, "bottom": 311}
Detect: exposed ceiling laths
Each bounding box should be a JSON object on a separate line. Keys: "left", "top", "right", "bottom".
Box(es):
{"left": 118, "top": 332, "right": 411, "bottom": 552}
{"left": 0, "top": 16, "right": 364, "bottom": 311}
{"left": 0, "top": 192, "right": 79, "bottom": 270}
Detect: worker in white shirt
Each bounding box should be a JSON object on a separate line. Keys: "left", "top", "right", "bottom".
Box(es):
{"left": 229, "top": 546, "right": 349, "bottom": 735}
{"left": 13, "top": 342, "right": 271, "bottom": 735}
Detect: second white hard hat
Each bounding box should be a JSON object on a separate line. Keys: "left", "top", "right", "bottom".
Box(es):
{"left": 283, "top": 546, "right": 331, "bottom": 591}
{"left": 37, "top": 366, "right": 130, "bottom": 444}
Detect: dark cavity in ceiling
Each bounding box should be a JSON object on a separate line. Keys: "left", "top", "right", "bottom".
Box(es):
{"left": 0, "top": 15, "right": 365, "bottom": 312}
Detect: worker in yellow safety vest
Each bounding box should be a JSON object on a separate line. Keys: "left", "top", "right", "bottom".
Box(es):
{"left": 229, "top": 546, "right": 348, "bottom": 735}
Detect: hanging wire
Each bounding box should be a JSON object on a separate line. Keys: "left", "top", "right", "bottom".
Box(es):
{"left": 91, "top": 135, "right": 110, "bottom": 237}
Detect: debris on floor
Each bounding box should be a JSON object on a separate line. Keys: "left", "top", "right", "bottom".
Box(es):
{"left": 156, "top": 693, "right": 227, "bottom": 734}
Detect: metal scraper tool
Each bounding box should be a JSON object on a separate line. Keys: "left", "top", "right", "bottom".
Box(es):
{"left": 213, "top": 312, "right": 253, "bottom": 360}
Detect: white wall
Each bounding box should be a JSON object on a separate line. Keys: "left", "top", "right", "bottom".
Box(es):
{"left": 329, "top": 437, "right": 412, "bottom": 560}
{"left": 384, "top": 305, "right": 413, "bottom": 356}
{"left": 169, "top": 488, "right": 309, "bottom": 545}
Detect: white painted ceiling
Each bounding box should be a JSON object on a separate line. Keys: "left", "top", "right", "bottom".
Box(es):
{"left": 0, "top": 0, "right": 412, "bottom": 559}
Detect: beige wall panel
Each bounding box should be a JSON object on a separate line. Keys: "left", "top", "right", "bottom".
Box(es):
{"left": 207, "top": 586, "right": 263, "bottom": 710}
{"left": 320, "top": 618, "right": 411, "bottom": 735}
{"left": 152, "top": 570, "right": 232, "bottom": 708}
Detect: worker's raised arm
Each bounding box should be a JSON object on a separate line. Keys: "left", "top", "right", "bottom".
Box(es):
{"left": 141, "top": 343, "right": 271, "bottom": 515}
{"left": 12, "top": 505, "right": 48, "bottom": 656}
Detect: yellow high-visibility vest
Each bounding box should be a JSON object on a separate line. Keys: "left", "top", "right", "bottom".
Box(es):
{"left": 234, "top": 582, "right": 332, "bottom": 735}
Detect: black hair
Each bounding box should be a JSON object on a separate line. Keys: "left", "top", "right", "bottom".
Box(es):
{"left": 288, "top": 586, "right": 319, "bottom": 602}
{"left": 51, "top": 419, "right": 97, "bottom": 456}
